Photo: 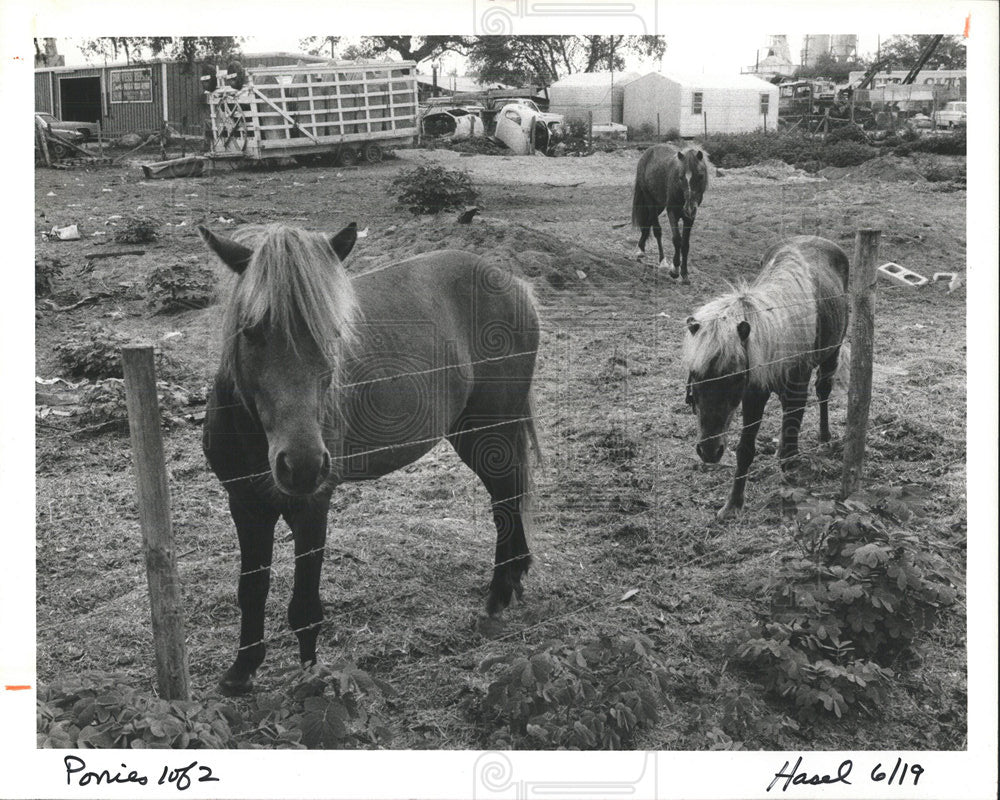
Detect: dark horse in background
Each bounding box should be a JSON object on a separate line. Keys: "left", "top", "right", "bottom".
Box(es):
{"left": 683, "top": 235, "right": 849, "bottom": 519}
{"left": 199, "top": 222, "right": 540, "bottom": 695}
{"left": 631, "top": 143, "right": 709, "bottom": 284}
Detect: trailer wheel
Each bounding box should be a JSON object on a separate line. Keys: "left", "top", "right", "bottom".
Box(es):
{"left": 362, "top": 142, "right": 383, "bottom": 164}
{"left": 338, "top": 147, "right": 359, "bottom": 167}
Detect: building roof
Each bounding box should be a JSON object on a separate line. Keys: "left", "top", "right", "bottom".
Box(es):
{"left": 34, "top": 52, "right": 327, "bottom": 73}
{"left": 632, "top": 71, "right": 778, "bottom": 90}
{"left": 549, "top": 70, "right": 641, "bottom": 88}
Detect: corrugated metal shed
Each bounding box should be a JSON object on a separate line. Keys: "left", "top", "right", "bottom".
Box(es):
{"left": 547, "top": 71, "right": 641, "bottom": 125}
{"left": 34, "top": 53, "right": 328, "bottom": 137}
{"left": 623, "top": 72, "right": 779, "bottom": 137}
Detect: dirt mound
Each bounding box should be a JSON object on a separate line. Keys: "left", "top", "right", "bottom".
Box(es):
{"left": 819, "top": 155, "right": 927, "bottom": 183}
{"left": 719, "top": 159, "right": 821, "bottom": 184}
{"left": 350, "top": 215, "right": 638, "bottom": 291}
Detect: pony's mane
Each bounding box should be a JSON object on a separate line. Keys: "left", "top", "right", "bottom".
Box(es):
{"left": 683, "top": 245, "right": 818, "bottom": 389}
{"left": 220, "top": 224, "right": 359, "bottom": 378}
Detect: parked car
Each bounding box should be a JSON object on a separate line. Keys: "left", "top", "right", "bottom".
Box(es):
{"left": 420, "top": 106, "right": 486, "bottom": 140}
{"left": 935, "top": 101, "right": 967, "bottom": 129}
{"left": 499, "top": 98, "right": 564, "bottom": 133}
{"left": 35, "top": 112, "right": 95, "bottom": 141}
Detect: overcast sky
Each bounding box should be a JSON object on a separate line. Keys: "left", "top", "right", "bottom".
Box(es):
{"left": 57, "top": 33, "right": 896, "bottom": 77}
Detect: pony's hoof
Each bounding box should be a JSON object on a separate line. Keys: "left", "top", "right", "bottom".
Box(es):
{"left": 680, "top": 276, "right": 691, "bottom": 286}
{"left": 668, "top": 269, "right": 680, "bottom": 280}
{"left": 716, "top": 503, "right": 742, "bottom": 521}
{"left": 632, "top": 247, "right": 645, "bottom": 262}
{"left": 218, "top": 673, "right": 254, "bottom": 697}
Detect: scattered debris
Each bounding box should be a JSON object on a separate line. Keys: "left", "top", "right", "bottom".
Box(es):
{"left": 878, "top": 262, "right": 928, "bottom": 288}
{"left": 140, "top": 156, "right": 205, "bottom": 180}
{"left": 48, "top": 224, "right": 81, "bottom": 241}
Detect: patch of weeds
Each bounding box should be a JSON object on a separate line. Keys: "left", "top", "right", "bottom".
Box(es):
{"left": 146, "top": 263, "right": 216, "bottom": 314}
{"left": 392, "top": 165, "right": 478, "bottom": 215}
{"left": 38, "top": 662, "right": 393, "bottom": 750}
{"left": 735, "top": 489, "right": 959, "bottom": 721}
{"left": 75, "top": 379, "right": 205, "bottom": 435}
{"left": 242, "top": 662, "right": 394, "bottom": 749}
{"left": 38, "top": 671, "right": 240, "bottom": 749}
{"left": 36, "top": 256, "right": 65, "bottom": 297}
{"left": 471, "top": 633, "right": 671, "bottom": 749}
{"left": 593, "top": 429, "right": 640, "bottom": 465}
{"left": 114, "top": 215, "right": 161, "bottom": 244}
{"left": 55, "top": 325, "right": 133, "bottom": 379}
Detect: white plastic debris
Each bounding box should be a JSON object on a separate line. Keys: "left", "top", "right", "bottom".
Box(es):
{"left": 50, "top": 224, "right": 81, "bottom": 241}
{"left": 357, "top": 226, "right": 369, "bottom": 239}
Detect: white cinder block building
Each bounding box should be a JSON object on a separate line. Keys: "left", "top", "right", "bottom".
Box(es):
{"left": 623, "top": 72, "right": 779, "bottom": 137}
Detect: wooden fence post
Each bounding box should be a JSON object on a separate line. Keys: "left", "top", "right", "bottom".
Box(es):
{"left": 587, "top": 111, "right": 593, "bottom": 152}
{"left": 122, "top": 345, "right": 190, "bottom": 700}
{"left": 840, "top": 229, "right": 881, "bottom": 499}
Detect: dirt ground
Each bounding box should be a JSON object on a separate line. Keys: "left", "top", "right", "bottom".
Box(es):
{"left": 35, "top": 144, "right": 967, "bottom": 750}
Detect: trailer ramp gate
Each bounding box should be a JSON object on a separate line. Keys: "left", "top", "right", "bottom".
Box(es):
{"left": 207, "top": 60, "right": 419, "bottom": 160}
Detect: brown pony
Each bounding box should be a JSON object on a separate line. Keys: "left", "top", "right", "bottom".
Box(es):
{"left": 199, "top": 222, "right": 540, "bottom": 694}
{"left": 631, "top": 143, "right": 709, "bottom": 283}
{"left": 683, "top": 236, "right": 849, "bottom": 519}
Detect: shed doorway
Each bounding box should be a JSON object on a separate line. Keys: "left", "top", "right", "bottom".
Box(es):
{"left": 59, "top": 77, "right": 102, "bottom": 123}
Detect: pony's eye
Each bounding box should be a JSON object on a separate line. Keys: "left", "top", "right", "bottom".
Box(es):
{"left": 242, "top": 323, "right": 265, "bottom": 345}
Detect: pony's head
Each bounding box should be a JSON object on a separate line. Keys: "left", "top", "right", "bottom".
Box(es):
{"left": 682, "top": 306, "right": 750, "bottom": 464}
{"left": 201, "top": 222, "right": 359, "bottom": 496}
{"left": 677, "top": 148, "right": 708, "bottom": 220}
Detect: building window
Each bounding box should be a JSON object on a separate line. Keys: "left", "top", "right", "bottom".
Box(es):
{"left": 110, "top": 68, "right": 153, "bottom": 103}
{"left": 691, "top": 92, "right": 703, "bottom": 115}
{"left": 760, "top": 93, "right": 770, "bottom": 115}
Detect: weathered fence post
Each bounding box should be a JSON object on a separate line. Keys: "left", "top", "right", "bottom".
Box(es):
{"left": 121, "top": 345, "right": 190, "bottom": 700}
{"left": 840, "top": 229, "right": 881, "bottom": 499}
{"left": 587, "top": 111, "right": 593, "bottom": 152}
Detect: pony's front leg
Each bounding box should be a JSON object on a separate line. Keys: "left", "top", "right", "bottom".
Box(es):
{"left": 221, "top": 490, "right": 279, "bottom": 696}
{"left": 778, "top": 369, "right": 811, "bottom": 467}
{"left": 284, "top": 500, "right": 330, "bottom": 667}
{"left": 718, "top": 389, "right": 769, "bottom": 520}
{"left": 679, "top": 216, "right": 694, "bottom": 284}
{"left": 665, "top": 209, "right": 682, "bottom": 278}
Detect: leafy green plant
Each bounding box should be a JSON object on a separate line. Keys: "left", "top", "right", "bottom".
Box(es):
{"left": 55, "top": 325, "right": 133, "bottom": 379}
{"left": 908, "top": 127, "right": 966, "bottom": 156}
{"left": 75, "top": 378, "right": 205, "bottom": 435}
{"left": 473, "top": 633, "right": 671, "bottom": 749}
{"left": 825, "top": 124, "right": 870, "bottom": 145}
{"left": 114, "top": 215, "right": 161, "bottom": 244}
{"left": 38, "top": 662, "right": 392, "bottom": 750}
{"left": 38, "top": 672, "right": 239, "bottom": 749}
{"left": 242, "top": 662, "right": 394, "bottom": 749}
{"left": 55, "top": 325, "right": 178, "bottom": 381}
{"left": 146, "top": 263, "right": 216, "bottom": 314}
{"left": 36, "top": 256, "right": 64, "bottom": 297}
{"left": 736, "top": 489, "right": 959, "bottom": 721}
{"left": 392, "top": 165, "right": 478, "bottom": 215}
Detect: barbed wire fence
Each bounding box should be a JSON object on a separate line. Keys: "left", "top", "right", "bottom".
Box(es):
{"left": 35, "top": 214, "right": 965, "bottom": 714}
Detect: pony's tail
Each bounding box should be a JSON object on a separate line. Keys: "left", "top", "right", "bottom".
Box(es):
{"left": 631, "top": 181, "right": 648, "bottom": 229}
{"left": 514, "top": 382, "right": 541, "bottom": 552}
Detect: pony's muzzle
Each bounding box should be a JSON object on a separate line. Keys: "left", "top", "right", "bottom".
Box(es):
{"left": 274, "top": 447, "right": 332, "bottom": 495}
{"left": 696, "top": 438, "right": 725, "bottom": 464}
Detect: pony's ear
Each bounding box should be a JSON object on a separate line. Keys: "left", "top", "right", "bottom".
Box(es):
{"left": 696, "top": 150, "right": 704, "bottom": 161}
{"left": 198, "top": 226, "right": 253, "bottom": 274}
{"left": 330, "top": 222, "right": 358, "bottom": 262}
{"left": 677, "top": 151, "right": 685, "bottom": 162}
{"left": 686, "top": 315, "right": 701, "bottom": 335}
{"left": 737, "top": 320, "right": 751, "bottom": 341}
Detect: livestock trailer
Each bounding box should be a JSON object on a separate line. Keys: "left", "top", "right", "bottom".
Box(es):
{"left": 206, "top": 60, "right": 420, "bottom": 164}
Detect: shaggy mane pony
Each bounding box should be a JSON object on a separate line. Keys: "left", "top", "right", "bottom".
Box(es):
{"left": 683, "top": 244, "right": 836, "bottom": 389}
{"left": 220, "top": 224, "right": 359, "bottom": 384}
